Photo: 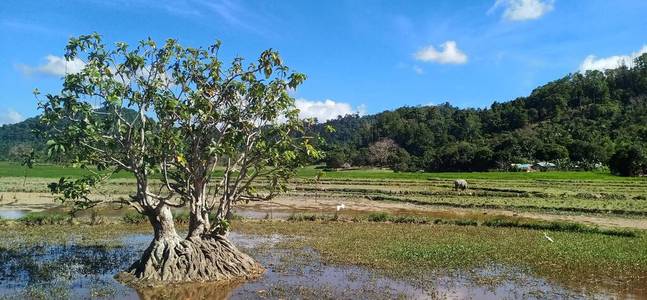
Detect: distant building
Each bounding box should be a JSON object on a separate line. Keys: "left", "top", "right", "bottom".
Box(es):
{"left": 534, "top": 161, "right": 556, "bottom": 171}
{"left": 511, "top": 163, "right": 534, "bottom": 172}
{"left": 510, "top": 162, "right": 557, "bottom": 172}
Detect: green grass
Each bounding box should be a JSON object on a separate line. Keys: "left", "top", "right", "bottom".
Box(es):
{"left": 0, "top": 223, "right": 151, "bottom": 247}
{"left": 3, "top": 162, "right": 647, "bottom": 218}
{"left": 236, "top": 220, "right": 647, "bottom": 294}
{"left": 296, "top": 165, "right": 639, "bottom": 181}
{"left": 122, "top": 211, "right": 147, "bottom": 224}
{"left": 481, "top": 217, "right": 636, "bottom": 237}
{"left": 0, "top": 161, "right": 134, "bottom": 179}
{"left": 3, "top": 162, "right": 645, "bottom": 182}
{"left": 2, "top": 219, "right": 645, "bottom": 295}
{"left": 304, "top": 212, "right": 636, "bottom": 237}
{"left": 18, "top": 211, "right": 70, "bottom": 225}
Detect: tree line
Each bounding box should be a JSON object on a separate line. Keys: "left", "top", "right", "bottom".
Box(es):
{"left": 316, "top": 54, "right": 647, "bottom": 176}
{"left": 2, "top": 55, "right": 647, "bottom": 176}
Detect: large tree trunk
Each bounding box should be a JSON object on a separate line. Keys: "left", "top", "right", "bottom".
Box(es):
{"left": 187, "top": 180, "right": 211, "bottom": 238}
{"left": 116, "top": 205, "right": 263, "bottom": 286}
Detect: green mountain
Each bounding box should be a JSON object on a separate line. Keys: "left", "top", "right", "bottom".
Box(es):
{"left": 317, "top": 54, "right": 647, "bottom": 172}
{"left": 3, "top": 54, "right": 647, "bottom": 173}
{"left": 0, "top": 117, "right": 46, "bottom": 161}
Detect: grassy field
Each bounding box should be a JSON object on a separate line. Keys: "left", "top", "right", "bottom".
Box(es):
{"left": 1, "top": 161, "right": 637, "bottom": 181}
{"left": 1, "top": 220, "right": 644, "bottom": 297}
{"left": 237, "top": 220, "right": 647, "bottom": 296}
{"left": 2, "top": 162, "right": 647, "bottom": 297}
{"left": 298, "top": 165, "right": 631, "bottom": 181}
{"left": 2, "top": 162, "right": 647, "bottom": 220}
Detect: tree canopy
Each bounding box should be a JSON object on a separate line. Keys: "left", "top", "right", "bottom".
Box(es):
{"left": 318, "top": 54, "right": 647, "bottom": 174}
{"left": 37, "top": 33, "right": 320, "bottom": 284}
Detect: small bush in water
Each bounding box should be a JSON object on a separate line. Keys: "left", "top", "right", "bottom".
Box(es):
{"left": 19, "top": 212, "right": 69, "bottom": 225}
{"left": 122, "top": 212, "right": 147, "bottom": 224}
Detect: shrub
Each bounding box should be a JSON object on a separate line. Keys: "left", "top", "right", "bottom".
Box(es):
{"left": 482, "top": 218, "right": 636, "bottom": 237}
{"left": 122, "top": 211, "right": 147, "bottom": 224}
{"left": 392, "top": 215, "right": 422, "bottom": 224}
{"left": 19, "top": 212, "right": 69, "bottom": 225}
{"left": 287, "top": 213, "right": 336, "bottom": 222}
{"left": 367, "top": 212, "right": 391, "bottom": 222}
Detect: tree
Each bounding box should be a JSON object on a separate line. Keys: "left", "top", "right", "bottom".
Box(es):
{"left": 609, "top": 145, "right": 646, "bottom": 176}
{"left": 38, "top": 33, "right": 319, "bottom": 285}
{"left": 568, "top": 140, "right": 608, "bottom": 168}
{"left": 535, "top": 143, "right": 568, "bottom": 162}
{"left": 324, "top": 149, "right": 349, "bottom": 169}
{"left": 367, "top": 138, "right": 407, "bottom": 168}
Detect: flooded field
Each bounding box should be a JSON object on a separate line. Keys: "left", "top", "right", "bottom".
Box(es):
{"left": 0, "top": 224, "right": 641, "bottom": 299}
{"left": 1, "top": 172, "right": 647, "bottom": 299}
{"left": 0, "top": 231, "right": 424, "bottom": 299}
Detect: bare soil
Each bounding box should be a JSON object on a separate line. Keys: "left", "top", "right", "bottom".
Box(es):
{"left": 3, "top": 192, "right": 647, "bottom": 230}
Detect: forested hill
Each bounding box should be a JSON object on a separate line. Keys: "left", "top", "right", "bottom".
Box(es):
{"left": 2, "top": 54, "right": 647, "bottom": 173}
{"left": 317, "top": 54, "right": 647, "bottom": 172}
{"left": 0, "top": 117, "right": 47, "bottom": 161}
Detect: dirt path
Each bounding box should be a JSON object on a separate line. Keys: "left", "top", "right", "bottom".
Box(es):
{"left": 3, "top": 191, "right": 646, "bottom": 230}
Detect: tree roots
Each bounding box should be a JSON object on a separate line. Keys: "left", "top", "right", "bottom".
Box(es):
{"left": 116, "top": 234, "right": 264, "bottom": 286}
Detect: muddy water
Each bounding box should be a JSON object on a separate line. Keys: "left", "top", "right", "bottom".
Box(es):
{"left": 0, "top": 232, "right": 427, "bottom": 299}
{"left": 0, "top": 231, "right": 626, "bottom": 299}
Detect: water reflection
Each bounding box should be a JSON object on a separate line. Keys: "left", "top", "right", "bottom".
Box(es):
{"left": 136, "top": 281, "right": 242, "bottom": 300}
{"left": 0, "top": 231, "right": 642, "bottom": 299}
{"left": 0, "top": 210, "right": 27, "bottom": 220}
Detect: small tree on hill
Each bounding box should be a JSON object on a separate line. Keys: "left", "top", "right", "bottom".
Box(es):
{"left": 38, "top": 33, "right": 320, "bottom": 285}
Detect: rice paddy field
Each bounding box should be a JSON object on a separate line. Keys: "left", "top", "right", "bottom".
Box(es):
{"left": 1, "top": 162, "right": 647, "bottom": 299}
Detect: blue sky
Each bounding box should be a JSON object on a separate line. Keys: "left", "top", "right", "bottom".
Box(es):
{"left": 1, "top": 0, "right": 647, "bottom": 124}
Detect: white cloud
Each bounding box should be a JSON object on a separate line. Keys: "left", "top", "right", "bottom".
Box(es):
{"left": 412, "top": 65, "right": 424, "bottom": 75}
{"left": 295, "top": 99, "right": 366, "bottom": 122}
{"left": 579, "top": 45, "right": 647, "bottom": 72}
{"left": 18, "top": 55, "right": 85, "bottom": 77}
{"left": 414, "top": 41, "right": 468, "bottom": 64}
{"left": 0, "top": 109, "right": 24, "bottom": 125}
{"left": 489, "top": 0, "right": 554, "bottom": 21}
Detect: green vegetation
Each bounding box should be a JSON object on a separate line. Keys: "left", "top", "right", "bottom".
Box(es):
{"left": 481, "top": 217, "right": 635, "bottom": 237}
{"left": 237, "top": 220, "right": 647, "bottom": 294}
{"left": 5, "top": 162, "right": 638, "bottom": 181}
{"left": 2, "top": 164, "right": 646, "bottom": 218}
{"left": 1, "top": 144, "right": 646, "bottom": 295}
{"left": 609, "top": 145, "right": 647, "bottom": 176}
{"left": 25, "top": 33, "right": 322, "bottom": 285}
{"left": 0, "top": 161, "right": 134, "bottom": 178}
{"left": 122, "top": 211, "right": 147, "bottom": 224}
{"left": 2, "top": 164, "right": 646, "bottom": 296}
{"left": 292, "top": 212, "right": 636, "bottom": 237}
{"left": 1, "top": 219, "right": 645, "bottom": 296}
{"left": 316, "top": 54, "right": 647, "bottom": 175}
{"left": 4, "top": 55, "right": 647, "bottom": 177}
{"left": 296, "top": 165, "right": 629, "bottom": 181}
{"left": 18, "top": 211, "right": 70, "bottom": 225}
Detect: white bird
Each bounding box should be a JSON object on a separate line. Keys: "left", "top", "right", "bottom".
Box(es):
{"left": 543, "top": 232, "right": 554, "bottom": 242}
{"left": 336, "top": 203, "right": 345, "bottom": 211}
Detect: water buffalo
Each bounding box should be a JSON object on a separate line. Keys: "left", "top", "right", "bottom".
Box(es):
{"left": 454, "top": 179, "right": 468, "bottom": 191}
